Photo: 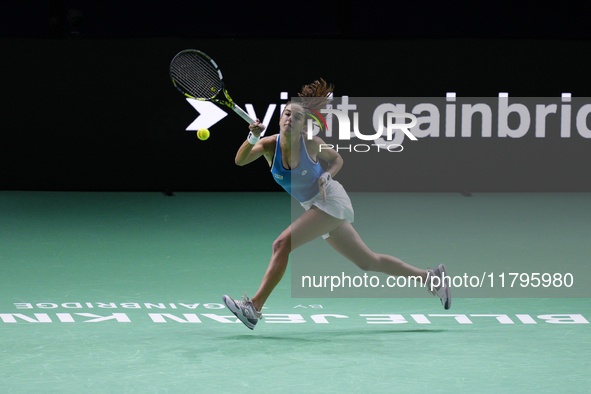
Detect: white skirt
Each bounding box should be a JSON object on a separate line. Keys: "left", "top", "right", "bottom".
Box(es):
{"left": 300, "top": 180, "right": 354, "bottom": 238}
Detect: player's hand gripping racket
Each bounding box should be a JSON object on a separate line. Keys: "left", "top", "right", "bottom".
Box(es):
{"left": 170, "top": 49, "right": 255, "bottom": 125}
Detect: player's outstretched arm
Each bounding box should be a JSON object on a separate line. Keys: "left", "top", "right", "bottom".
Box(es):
{"left": 235, "top": 120, "right": 273, "bottom": 166}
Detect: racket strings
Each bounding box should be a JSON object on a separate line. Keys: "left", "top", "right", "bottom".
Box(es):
{"left": 171, "top": 52, "right": 222, "bottom": 99}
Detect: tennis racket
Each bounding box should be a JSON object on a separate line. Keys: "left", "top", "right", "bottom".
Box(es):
{"left": 170, "top": 49, "right": 254, "bottom": 124}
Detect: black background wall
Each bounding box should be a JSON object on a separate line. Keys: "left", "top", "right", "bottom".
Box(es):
{"left": 1, "top": 1, "right": 590, "bottom": 192}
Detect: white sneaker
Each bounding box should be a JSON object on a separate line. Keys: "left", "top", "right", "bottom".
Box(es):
{"left": 222, "top": 292, "right": 263, "bottom": 330}
{"left": 426, "top": 264, "right": 451, "bottom": 309}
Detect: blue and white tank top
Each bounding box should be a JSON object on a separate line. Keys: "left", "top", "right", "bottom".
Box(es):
{"left": 271, "top": 134, "right": 323, "bottom": 203}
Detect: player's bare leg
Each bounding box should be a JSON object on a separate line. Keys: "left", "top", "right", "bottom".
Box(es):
{"left": 325, "top": 222, "right": 451, "bottom": 308}
{"left": 324, "top": 222, "right": 427, "bottom": 280}
{"left": 250, "top": 207, "right": 344, "bottom": 311}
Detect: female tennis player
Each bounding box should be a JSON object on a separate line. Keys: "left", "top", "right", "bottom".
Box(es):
{"left": 223, "top": 80, "right": 450, "bottom": 330}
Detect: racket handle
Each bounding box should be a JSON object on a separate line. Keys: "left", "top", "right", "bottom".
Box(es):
{"left": 232, "top": 104, "right": 255, "bottom": 124}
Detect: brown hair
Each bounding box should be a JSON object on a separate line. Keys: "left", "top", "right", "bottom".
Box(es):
{"left": 297, "top": 78, "right": 334, "bottom": 112}
{"left": 281, "top": 80, "right": 334, "bottom": 133}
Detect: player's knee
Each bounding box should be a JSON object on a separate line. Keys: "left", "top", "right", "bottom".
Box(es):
{"left": 353, "top": 254, "right": 380, "bottom": 272}
{"left": 355, "top": 261, "right": 374, "bottom": 272}
{"left": 272, "top": 235, "right": 290, "bottom": 256}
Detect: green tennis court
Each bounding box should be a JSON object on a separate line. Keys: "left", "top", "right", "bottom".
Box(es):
{"left": 1, "top": 191, "right": 590, "bottom": 393}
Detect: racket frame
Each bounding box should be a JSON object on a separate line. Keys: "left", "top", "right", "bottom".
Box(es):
{"left": 170, "top": 49, "right": 254, "bottom": 124}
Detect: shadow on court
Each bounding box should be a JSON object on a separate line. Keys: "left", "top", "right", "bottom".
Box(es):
{"left": 223, "top": 328, "right": 447, "bottom": 342}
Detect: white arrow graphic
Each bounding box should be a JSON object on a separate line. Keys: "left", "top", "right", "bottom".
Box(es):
{"left": 185, "top": 99, "right": 228, "bottom": 131}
